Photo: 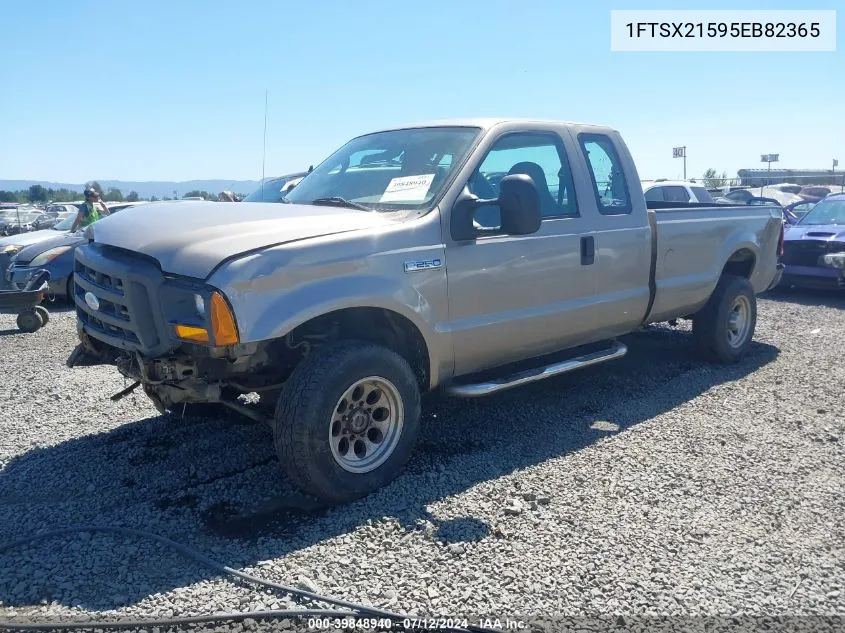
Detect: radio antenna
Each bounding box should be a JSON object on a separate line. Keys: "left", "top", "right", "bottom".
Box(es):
{"left": 260, "top": 89, "right": 268, "bottom": 200}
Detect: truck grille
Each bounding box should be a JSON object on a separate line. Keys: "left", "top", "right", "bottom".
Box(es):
{"left": 782, "top": 240, "right": 845, "bottom": 268}
{"left": 73, "top": 244, "right": 167, "bottom": 355}
{"left": 75, "top": 261, "right": 126, "bottom": 295}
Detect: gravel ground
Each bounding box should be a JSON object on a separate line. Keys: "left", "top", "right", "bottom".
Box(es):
{"left": 0, "top": 289, "right": 843, "bottom": 632}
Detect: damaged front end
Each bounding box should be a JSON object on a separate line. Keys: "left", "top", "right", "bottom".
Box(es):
{"left": 67, "top": 331, "right": 277, "bottom": 423}
{"left": 64, "top": 242, "right": 287, "bottom": 423}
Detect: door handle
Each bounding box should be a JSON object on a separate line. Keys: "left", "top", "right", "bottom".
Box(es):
{"left": 580, "top": 236, "right": 595, "bottom": 265}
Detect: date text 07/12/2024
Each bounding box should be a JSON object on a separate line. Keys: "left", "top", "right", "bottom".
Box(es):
{"left": 306, "top": 617, "right": 527, "bottom": 630}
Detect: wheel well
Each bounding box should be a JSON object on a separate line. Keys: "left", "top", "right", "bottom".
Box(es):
{"left": 269, "top": 307, "right": 431, "bottom": 390}
{"left": 722, "top": 248, "right": 755, "bottom": 279}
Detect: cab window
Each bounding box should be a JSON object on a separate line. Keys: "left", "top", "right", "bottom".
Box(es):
{"left": 468, "top": 132, "right": 578, "bottom": 227}
{"left": 578, "top": 134, "right": 632, "bottom": 215}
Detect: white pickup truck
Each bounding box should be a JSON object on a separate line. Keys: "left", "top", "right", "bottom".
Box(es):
{"left": 68, "top": 118, "right": 785, "bottom": 503}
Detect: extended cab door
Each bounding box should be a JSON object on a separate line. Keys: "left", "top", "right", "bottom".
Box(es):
{"left": 444, "top": 128, "right": 600, "bottom": 376}
{"left": 569, "top": 129, "right": 652, "bottom": 338}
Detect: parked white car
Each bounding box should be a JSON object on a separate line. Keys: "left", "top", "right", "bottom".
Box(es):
{"left": 641, "top": 179, "right": 716, "bottom": 204}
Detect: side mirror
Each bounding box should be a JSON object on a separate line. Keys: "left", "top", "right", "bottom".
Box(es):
{"left": 497, "top": 174, "right": 541, "bottom": 235}
{"left": 451, "top": 173, "right": 541, "bottom": 241}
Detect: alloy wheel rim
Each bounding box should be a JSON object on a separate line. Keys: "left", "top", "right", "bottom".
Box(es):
{"left": 329, "top": 376, "right": 404, "bottom": 474}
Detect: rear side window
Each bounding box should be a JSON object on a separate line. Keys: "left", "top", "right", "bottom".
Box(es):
{"left": 690, "top": 186, "right": 714, "bottom": 203}
{"left": 578, "top": 134, "right": 631, "bottom": 215}
{"left": 644, "top": 187, "right": 664, "bottom": 202}
{"left": 663, "top": 186, "right": 691, "bottom": 203}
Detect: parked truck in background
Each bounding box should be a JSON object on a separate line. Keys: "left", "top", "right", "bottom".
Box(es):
{"left": 67, "top": 118, "right": 784, "bottom": 503}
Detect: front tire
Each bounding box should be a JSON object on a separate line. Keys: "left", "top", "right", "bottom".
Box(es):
{"left": 693, "top": 275, "right": 757, "bottom": 363}
{"left": 273, "top": 341, "right": 421, "bottom": 504}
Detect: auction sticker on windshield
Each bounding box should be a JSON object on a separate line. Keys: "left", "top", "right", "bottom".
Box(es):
{"left": 380, "top": 174, "right": 435, "bottom": 203}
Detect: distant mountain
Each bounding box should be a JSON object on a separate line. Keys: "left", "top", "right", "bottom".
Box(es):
{"left": 0, "top": 179, "right": 263, "bottom": 199}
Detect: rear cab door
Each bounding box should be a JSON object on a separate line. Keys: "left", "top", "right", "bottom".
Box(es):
{"left": 566, "top": 126, "right": 652, "bottom": 338}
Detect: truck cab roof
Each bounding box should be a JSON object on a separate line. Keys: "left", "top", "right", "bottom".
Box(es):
{"left": 367, "top": 118, "right": 618, "bottom": 134}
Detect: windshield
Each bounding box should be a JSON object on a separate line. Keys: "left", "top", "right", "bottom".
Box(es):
{"left": 244, "top": 175, "right": 305, "bottom": 202}
{"left": 53, "top": 215, "right": 77, "bottom": 230}
{"left": 284, "top": 126, "right": 482, "bottom": 211}
{"left": 790, "top": 202, "right": 815, "bottom": 219}
{"left": 798, "top": 199, "right": 845, "bottom": 226}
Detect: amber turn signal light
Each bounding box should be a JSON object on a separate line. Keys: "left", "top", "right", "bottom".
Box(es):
{"left": 209, "top": 291, "right": 239, "bottom": 346}
{"left": 173, "top": 324, "right": 210, "bottom": 343}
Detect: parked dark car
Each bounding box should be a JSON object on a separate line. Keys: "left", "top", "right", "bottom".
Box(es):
{"left": 242, "top": 171, "right": 308, "bottom": 203}
{"left": 6, "top": 232, "right": 85, "bottom": 300}
{"left": 779, "top": 193, "right": 845, "bottom": 290}
{"left": 5, "top": 202, "right": 151, "bottom": 298}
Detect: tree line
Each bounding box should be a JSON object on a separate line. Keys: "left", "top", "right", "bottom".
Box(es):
{"left": 0, "top": 181, "right": 229, "bottom": 204}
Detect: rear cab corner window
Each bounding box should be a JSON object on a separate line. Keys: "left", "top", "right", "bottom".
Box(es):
{"left": 578, "top": 133, "right": 632, "bottom": 215}
{"left": 468, "top": 131, "right": 580, "bottom": 227}
{"left": 644, "top": 187, "right": 664, "bottom": 202}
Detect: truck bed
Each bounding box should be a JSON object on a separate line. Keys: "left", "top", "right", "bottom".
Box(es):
{"left": 646, "top": 201, "right": 782, "bottom": 323}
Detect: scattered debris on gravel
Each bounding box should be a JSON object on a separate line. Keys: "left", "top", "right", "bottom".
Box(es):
{"left": 1, "top": 289, "right": 843, "bottom": 631}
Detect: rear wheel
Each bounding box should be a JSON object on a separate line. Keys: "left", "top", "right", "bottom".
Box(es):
{"left": 16, "top": 309, "right": 42, "bottom": 333}
{"left": 34, "top": 305, "right": 49, "bottom": 326}
{"left": 693, "top": 275, "right": 757, "bottom": 363}
{"left": 273, "top": 340, "right": 421, "bottom": 504}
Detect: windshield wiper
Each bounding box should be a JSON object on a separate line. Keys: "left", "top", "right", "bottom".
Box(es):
{"left": 309, "top": 197, "right": 371, "bottom": 211}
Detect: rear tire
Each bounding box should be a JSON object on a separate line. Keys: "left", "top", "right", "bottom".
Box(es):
{"left": 35, "top": 306, "right": 49, "bottom": 326}
{"left": 693, "top": 275, "right": 757, "bottom": 363}
{"left": 17, "top": 309, "right": 42, "bottom": 333}
{"left": 273, "top": 340, "right": 421, "bottom": 504}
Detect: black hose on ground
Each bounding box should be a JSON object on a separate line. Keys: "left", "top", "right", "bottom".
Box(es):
{"left": 0, "top": 526, "right": 495, "bottom": 632}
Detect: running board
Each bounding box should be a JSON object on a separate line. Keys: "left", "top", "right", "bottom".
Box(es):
{"left": 446, "top": 341, "right": 628, "bottom": 398}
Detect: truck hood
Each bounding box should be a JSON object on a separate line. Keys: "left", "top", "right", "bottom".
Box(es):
{"left": 89, "top": 200, "right": 397, "bottom": 279}
{"left": 784, "top": 224, "right": 845, "bottom": 243}
{"left": 0, "top": 228, "right": 68, "bottom": 249}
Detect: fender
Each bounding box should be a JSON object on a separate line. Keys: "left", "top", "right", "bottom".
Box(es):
{"left": 216, "top": 268, "right": 451, "bottom": 388}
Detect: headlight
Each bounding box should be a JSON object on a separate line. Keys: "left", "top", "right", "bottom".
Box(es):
{"left": 29, "top": 245, "right": 73, "bottom": 267}
{"left": 173, "top": 291, "right": 239, "bottom": 346}
{"left": 1, "top": 244, "right": 21, "bottom": 255}
{"left": 160, "top": 283, "right": 240, "bottom": 347}
{"left": 821, "top": 252, "right": 845, "bottom": 269}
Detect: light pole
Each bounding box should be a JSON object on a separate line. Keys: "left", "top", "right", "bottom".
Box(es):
{"left": 673, "top": 146, "right": 686, "bottom": 179}
{"left": 760, "top": 154, "right": 779, "bottom": 196}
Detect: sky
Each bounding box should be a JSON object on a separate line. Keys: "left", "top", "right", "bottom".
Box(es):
{"left": 1, "top": 0, "right": 842, "bottom": 184}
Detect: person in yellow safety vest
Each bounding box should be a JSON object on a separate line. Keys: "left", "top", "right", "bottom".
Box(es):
{"left": 71, "top": 187, "right": 111, "bottom": 233}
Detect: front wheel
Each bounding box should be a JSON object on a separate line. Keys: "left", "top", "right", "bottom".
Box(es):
{"left": 273, "top": 341, "right": 421, "bottom": 504}
{"left": 693, "top": 275, "right": 757, "bottom": 363}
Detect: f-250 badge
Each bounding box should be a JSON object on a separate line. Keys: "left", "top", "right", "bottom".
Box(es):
{"left": 404, "top": 258, "right": 443, "bottom": 273}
